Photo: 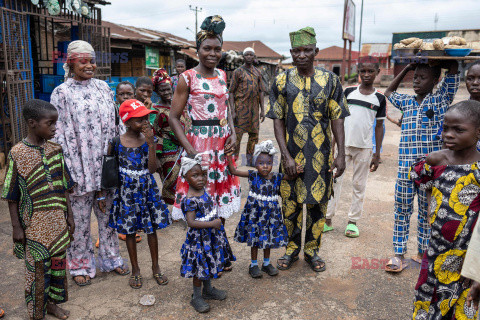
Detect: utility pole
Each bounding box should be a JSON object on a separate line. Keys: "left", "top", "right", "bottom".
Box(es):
{"left": 189, "top": 5, "right": 203, "bottom": 36}
{"left": 358, "top": 0, "right": 364, "bottom": 53}
{"left": 434, "top": 13, "right": 439, "bottom": 30}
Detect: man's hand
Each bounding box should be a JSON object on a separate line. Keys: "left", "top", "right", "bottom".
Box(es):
{"left": 282, "top": 155, "right": 297, "bottom": 176}
{"left": 260, "top": 110, "right": 265, "bottom": 123}
{"left": 370, "top": 153, "right": 381, "bottom": 172}
{"left": 329, "top": 154, "right": 346, "bottom": 178}
{"left": 467, "top": 281, "right": 480, "bottom": 311}
{"left": 12, "top": 225, "right": 25, "bottom": 245}
{"left": 225, "top": 133, "right": 237, "bottom": 155}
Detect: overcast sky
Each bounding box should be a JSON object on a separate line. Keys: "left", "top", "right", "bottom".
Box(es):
{"left": 102, "top": 0, "right": 480, "bottom": 56}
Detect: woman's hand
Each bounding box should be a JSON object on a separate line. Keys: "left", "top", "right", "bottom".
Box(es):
{"left": 225, "top": 133, "right": 237, "bottom": 155}
{"left": 96, "top": 190, "right": 106, "bottom": 213}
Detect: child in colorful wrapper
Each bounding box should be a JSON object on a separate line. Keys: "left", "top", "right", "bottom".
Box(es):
{"left": 3, "top": 99, "right": 75, "bottom": 320}
{"left": 384, "top": 61, "right": 460, "bottom": 272}
{"left": 107, "top": 99, "right": 170, "bottom": 289}
{"left": 227, "top": 140, "right": 303, "bottom": 278}
{"left": 179, "top": 154, "right": 236, "bottom": 313}
{"left": 409, "top": 101, "right": 480, "bottom": 320}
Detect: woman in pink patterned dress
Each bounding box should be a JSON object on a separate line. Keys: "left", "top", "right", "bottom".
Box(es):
{"left": 169, "top": 16, "right": 241, "bottom": 238}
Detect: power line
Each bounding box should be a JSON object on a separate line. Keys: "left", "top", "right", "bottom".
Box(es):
{"left": 189, "top": 5, "right": 203, "bottom": 35}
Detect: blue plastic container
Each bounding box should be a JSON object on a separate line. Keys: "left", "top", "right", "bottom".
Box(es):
{"left": 38, "top": 93, "right": 51, "bottom": 102}
{"left": 445, "top": 48, "right": 472, "bottom": 57}
{"left": 41, "top": 75, "right": 64, "bottom": 93}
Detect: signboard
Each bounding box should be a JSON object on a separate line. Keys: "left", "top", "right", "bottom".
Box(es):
{"left": 145, "top": 46, "right": 159, "bottom": 69}
{"left": 342, "top": 0, "right": 356, "bottom": 42}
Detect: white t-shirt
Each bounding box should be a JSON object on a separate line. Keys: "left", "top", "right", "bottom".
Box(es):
{"left": 344, "top": 86, "right": 387, "bottom": 149}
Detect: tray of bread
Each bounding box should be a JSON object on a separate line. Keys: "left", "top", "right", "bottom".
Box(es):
{"left": 393, "top": 36, "right": 480, "bottom": 60}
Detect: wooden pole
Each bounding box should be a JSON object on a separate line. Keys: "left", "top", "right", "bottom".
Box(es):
{"left": 341, "top": 38, "right": 347, "bottom": 84}
{"left": 347, "top": 40, "right": 352, "bottom": 82}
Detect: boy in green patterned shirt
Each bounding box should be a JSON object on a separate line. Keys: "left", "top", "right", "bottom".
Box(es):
{"left": 3, "top": 99, "right": 75, "bottom": 320}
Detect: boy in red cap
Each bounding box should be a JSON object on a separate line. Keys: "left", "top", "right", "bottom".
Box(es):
{"left": 106, "top": 99, "right": 171, "bottom": 289}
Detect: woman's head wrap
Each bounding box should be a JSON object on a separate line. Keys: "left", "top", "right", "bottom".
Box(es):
{"left": 180, "top": 153, "right": 208, "bottom": 177}
{"left": 63, "top": 40, "right": 95, "bottom": 80}
{"left": 196, "top": 15, "right": 225, "bottom": 49}
{"left": 152, "top": 68, "right": 172, "bottom": 90}
{"left": 253, "top": 140, "right": 278, "bottom": 165}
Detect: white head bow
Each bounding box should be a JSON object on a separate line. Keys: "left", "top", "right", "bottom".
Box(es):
{"left": 253, "top": 140, "right": 277, "bottom": 165}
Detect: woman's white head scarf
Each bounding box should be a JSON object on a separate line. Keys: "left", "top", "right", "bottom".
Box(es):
{"left": 253, "top": 140, "right": 278, "bottom": 165}
{"left": 63, "top": 40, "right": 95, "bottom": 81}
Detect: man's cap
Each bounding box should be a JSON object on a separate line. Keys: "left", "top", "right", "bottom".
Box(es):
{"left": 243, "top": 47, "right": 255, "bottom": 55}
{"left": 289, "top": 27, "right": 317, "bottom": 48}
{"left": 119, "top": 99, "right": 157, "bottom": 123}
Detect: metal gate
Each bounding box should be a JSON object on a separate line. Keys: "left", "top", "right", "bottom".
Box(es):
{"left": 0, "top": 8, "right": 33, "bottom": 152}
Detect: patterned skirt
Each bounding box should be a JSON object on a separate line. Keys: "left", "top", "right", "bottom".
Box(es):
{"left": 234, "top": 197, "right": 288, "bottom": 249}
{"left": 109, "top": 170, "right": 171, "bottom": 234}
{"left": 180, "top": 226, "right": 236, "bottom": 280}
{"left": 172, "top": 125, "right": 241, "bottom": 220}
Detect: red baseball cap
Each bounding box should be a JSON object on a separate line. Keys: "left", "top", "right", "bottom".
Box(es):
{"left": 119, "top": 99, "right": 157, "bottom": 123}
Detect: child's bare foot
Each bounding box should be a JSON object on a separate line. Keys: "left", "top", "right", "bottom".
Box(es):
{"left": 47, "top": 302, "right": 70, "bottom": 319}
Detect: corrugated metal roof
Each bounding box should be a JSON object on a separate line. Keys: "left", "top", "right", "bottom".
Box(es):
{"left": 222, "top": 41, "right": 282, "bottom": 60}
{"left": 315, "top": 46, "right": 359, "bottom": 61}
{"left": 103, "top": 21, "right": 191, "bottom": 48}
{"left": 360, "top": 43, "right": 391, "bottom": 58}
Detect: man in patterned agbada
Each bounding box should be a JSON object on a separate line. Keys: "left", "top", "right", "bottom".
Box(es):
{"left": 267, "top": 26, "right": 349, "bottom": 272}
{"left": 229, "top": 47, "right": 265, "bottom": 166}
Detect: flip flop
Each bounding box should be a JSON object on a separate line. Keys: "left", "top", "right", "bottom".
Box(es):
{"left": 0, "top": 307, "right": 5, "bottom": 318}
{"left": 129, "top": 275, "right": 142, "bottom": 289}
{"left": 345, "top": 223, "right": 359, "bottom": 238}
{"left": 277, "top": 253, "right": 299, "bottom": 270}
{"left": 411, "top": 255, "right": 423, "bottom": 264}
{"left": 323, "top": 224, "right": 334, "bottom": 233}
{"left": 385, "top": 257, "right": 409, "bottom": 273}
{"left": 72, "top": 275, "right": 91, "bottom": 286}
{"left": 304, "top": 254, "right": 326, "bottom": 272}
{"left": 114, "top": 265, "right": 130, "bottom": 276}
{"left": 153, "top": 272, "right": 169, "bottom": 285}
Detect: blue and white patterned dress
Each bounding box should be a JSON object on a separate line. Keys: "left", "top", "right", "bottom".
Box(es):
{"left": 234, "top": 171, "right": 288, "bottom": 249}
{"left": 180, "top": 192, "right": 236, "bottom": 280}
{"left": 109, "top": 139, "right": 170, "bottom": 235}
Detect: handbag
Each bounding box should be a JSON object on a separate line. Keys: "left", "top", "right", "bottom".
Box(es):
{"left": 101, "top": 136, "right": 121, "bottom": 190}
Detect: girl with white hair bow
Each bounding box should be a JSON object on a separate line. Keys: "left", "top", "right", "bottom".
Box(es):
{"left": 51, "top": 40, "right": 129, "bottom": 286}
{"left": 226, "top": 140, "right": 303, "bottom": 278}
{"left": 177, "top": 153, "right": 236, "bottom": 313}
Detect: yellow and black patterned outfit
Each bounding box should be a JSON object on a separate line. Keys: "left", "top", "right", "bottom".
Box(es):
{"left": 266, "top": 67, "right": 348, "bottom": 256}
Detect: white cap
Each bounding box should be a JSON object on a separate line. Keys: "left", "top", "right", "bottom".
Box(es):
{"left": 243, "top": 47, "right": 255, "bottom": 55}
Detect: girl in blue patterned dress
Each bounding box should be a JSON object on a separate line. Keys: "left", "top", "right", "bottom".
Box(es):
{"left": 227, "top": 140, "right": 302, "bottom": 278}
{"left": 108, "top": 99, "right": 170, "bottom": 289}
{"left": 179, "top": 154, "right": 235, "bottom": 313}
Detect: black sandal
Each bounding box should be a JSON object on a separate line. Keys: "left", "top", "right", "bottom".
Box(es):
{"left": 277, "top": 253, "right": 299, "bottom": 270}
{"left": 304, "top": 254, "right": 326, "bottom": 272}
{"left": 72, "top": 275, "right": 91, "bottom": 287}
